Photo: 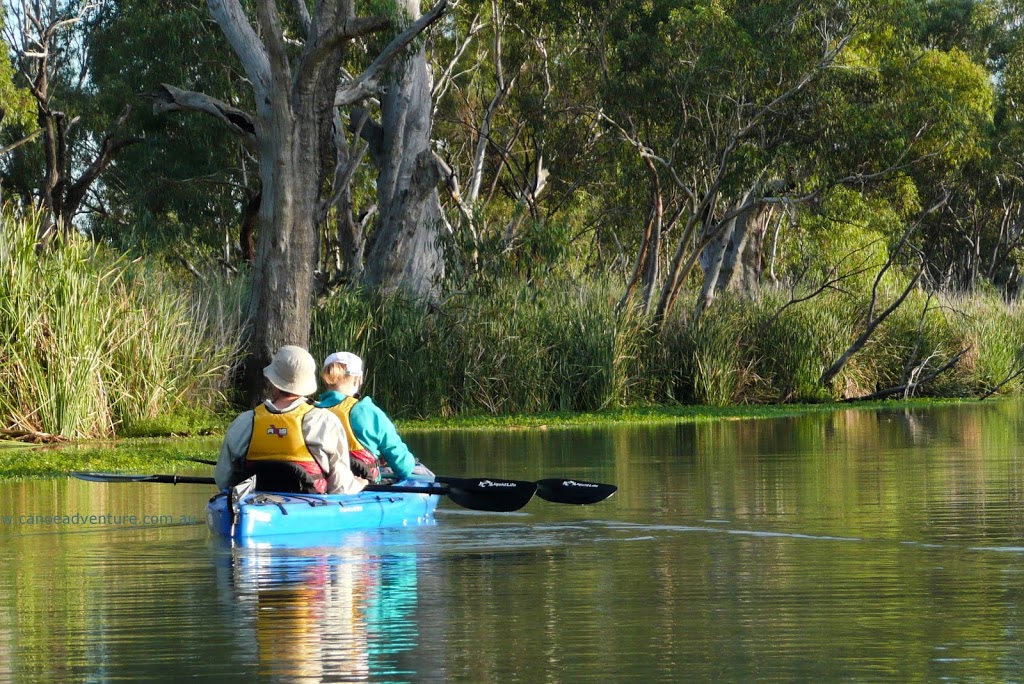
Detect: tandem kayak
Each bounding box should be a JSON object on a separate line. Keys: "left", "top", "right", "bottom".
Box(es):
{"left": 206, "top": 476, "right": 440, "bottom": 539}
{"left": 71, "top": 466, "right": 614, "bottom": 541}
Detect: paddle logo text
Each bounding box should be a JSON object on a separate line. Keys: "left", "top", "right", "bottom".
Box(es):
{"left": 476, "top": 480, "right": 519, "bottom": 488}
{"left": 562, "top": 480, "right": 599, "bottom": 488}
{"left": 1, "top": 513, "right": 198, "bottom": 527}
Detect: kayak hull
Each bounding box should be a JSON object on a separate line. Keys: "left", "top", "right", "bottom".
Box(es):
{"left": 206, "top": 478, "right": 440, "bottom": 539}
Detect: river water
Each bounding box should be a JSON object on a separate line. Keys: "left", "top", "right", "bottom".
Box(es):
{"left": 2, "top": 401, "right": 1024, "bottom": 681}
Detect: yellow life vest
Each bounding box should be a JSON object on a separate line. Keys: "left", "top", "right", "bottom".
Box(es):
{"left": 325, "top": 396, "right": 369, "bottom": 453}
{"left": 247, "top": 402, "right": 317, "bottom": 464}
{"left": 325, "top": 396, "right": 381, "bottom": 482}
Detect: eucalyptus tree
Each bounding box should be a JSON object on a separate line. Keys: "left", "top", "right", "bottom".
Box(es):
{"left": 153, "top": 0, "right": 447, "bottom": 400}
{"left": 428, "top": 0, "right": 610, "bottom": 283}
{"left": 592, "top": 0, "right": 858, "bottom": 319}
{"left": 84, "top": 0, "right": 254, "bottom": 260}
{"left": 0, "top": 9, "right": 36, "bottom": 202}
{"left": 2, "top": 0, "right": 141, "bottom": 244}
{"left": 590, "top": 0, "right": 994, "bottom": 323}
{"left": 909, "top": 0, "right": 1024, "bottom": 292}
{"left": 0, "top": 10, "right": 35, "bottom": 138}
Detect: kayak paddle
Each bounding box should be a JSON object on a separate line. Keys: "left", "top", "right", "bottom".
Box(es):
{"left": 71, "top": 472, "right": 537, "bottom": 513}
{"left": 185, "top": 459, "right": 616, "bottom": 505}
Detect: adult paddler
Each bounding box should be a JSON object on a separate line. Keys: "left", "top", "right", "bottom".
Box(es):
{"left": 215, "top": 345, "right": 367, "bottom": 494}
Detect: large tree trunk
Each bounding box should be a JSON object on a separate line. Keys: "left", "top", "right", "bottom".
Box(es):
{"left": 696, "top": 188, "right": 756, "bottom": 316}
{"left": 157, "top": 0, "right": 448, "bottom": 401}
{"left": 717, "top": 202, "right": 769, "bottom": 295}
{"left": 363, "top": 0, "right": 445, "bottom": 298}
{"left": 240, "top": 119, "right": 322, "bottom": 399}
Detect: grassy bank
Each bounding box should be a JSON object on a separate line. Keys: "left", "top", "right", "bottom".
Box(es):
{"left": 0, "top": 397, "right": 970, "bottom": 480}
{"left": 0, "top": 435, "right": 221, "bottom": 480}
{"left": 395, "top": 397, "right": 971, "bottom": 431}
{"left": 3, "top": 208, "right": 1022, "bottom": 445}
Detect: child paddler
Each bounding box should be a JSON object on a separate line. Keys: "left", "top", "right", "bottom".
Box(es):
{"left": 315, "top": 351, "right": 417, "bottom": 484}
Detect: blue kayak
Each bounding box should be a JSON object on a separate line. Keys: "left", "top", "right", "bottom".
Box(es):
{"left": 206, "top": 477, "right": 440, "bottom": 539}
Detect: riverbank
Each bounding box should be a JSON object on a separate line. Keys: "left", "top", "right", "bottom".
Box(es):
{"left": 0, "top": 398, "right": 971, "bottom": 480}
{"left": 396, "top": 397, "right": 971, "bottom": 431}
{"left": 6, "top": 208, "right": 1023, "bottom": 442}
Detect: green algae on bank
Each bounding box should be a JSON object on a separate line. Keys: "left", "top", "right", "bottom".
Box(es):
{"left": 0, "top": 436, "right": 221, "bottom": 481}
{"left": 395, "top": 398, "right": 971, "bottom": 432}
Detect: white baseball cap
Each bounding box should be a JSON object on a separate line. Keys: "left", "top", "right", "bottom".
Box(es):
{"left": 323, "top": 351, "right": 363, "bottom": 376}
{"left": 263, "top": 345, "right": 319, "bottom": 396}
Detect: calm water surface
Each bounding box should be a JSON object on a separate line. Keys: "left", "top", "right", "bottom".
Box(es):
{"left": 3, "top": 401, "right": 1024, "bottom": 681}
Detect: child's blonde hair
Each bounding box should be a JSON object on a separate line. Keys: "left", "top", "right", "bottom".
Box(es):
{"left": 321, "top": 362, "right": 358, "bottom": 387}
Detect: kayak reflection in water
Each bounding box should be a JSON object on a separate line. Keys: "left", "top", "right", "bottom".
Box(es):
{"left": 217, "top": 538, "right": 420, "bottom": 682}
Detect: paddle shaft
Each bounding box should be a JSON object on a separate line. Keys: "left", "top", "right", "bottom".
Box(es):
{"left": 72, "top": 471, "right": 536, "bottom": 512}
{"left": 83, "top": 473, "right": 449, "bottom": 496}
{"left": 186, "top": 458, "right": 615, "bottom": 505}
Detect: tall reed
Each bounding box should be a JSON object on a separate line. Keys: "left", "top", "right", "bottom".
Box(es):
{"left": 943, "top": 290, "right": 1024, "bottom": 395}
{"left": 309, "top": 277, "right": 1024, "bottom": 417}
{"left": 0, "top": 209, "right": 240, "bottom": 438}
{"left": 311, "top": 279, "right": 648, "bottom": 417}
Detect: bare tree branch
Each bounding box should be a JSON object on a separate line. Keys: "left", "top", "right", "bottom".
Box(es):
{"left": 766, "top": 240, "right": 881, "bottom": 326}
{"left": 63, "top": 107, "right": 143, "bottom": 223}
{"left": 335, "top": 0, "right": 448, "bottom": 107}
{"left": 151, "top": 84, "right": 259, "bottom": 139}
{"left": 296, "top": 15, "right": 390, "bottom": 92}
{"left": 846, "top": 347, "right": 970, "bottom": 401}
{"left": 432, "top": 11, "right": 485, "bottom": 107}
{"left": 819, "top": 195, "right": 948, "bottom": 391}
{"left": 207, "top": 0, "right": 272, "bottom": 105}
{"left": 0, "top": 128, "right": 42, "bottom": 156}
{"left": 292, "top": 0, "right": 312, "bottom": 36}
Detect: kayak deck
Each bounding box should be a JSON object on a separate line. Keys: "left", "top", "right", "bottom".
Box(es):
{"left": 206, "top": 478, "right": 440, "bottom": 539}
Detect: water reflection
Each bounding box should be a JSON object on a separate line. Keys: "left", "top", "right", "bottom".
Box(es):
{"left": 216, "top": 535, "right": 421, "bottom": 683}
{"left": 5, "top": 400, "right": 1024, "bottom": 680}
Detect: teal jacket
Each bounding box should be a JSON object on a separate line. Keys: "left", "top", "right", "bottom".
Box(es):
{"left": 315, "top": 391, "right": 416, "bottom": 480}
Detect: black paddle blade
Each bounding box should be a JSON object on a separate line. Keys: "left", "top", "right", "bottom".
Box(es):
{"left": 534, "top": 478, "right": 617, "bottom": 505}
{"left": 442, "top": 478, "right": 538, "bottom": 512}
{"left": 73, "top": 472, "right": 157, "bottom": 483}
{"left": 72, "top": 472, "right": 216, "bottom": 485}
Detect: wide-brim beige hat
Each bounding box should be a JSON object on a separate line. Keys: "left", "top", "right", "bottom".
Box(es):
{"left": 263, "top": 345, "right": 319, "bottom": 396}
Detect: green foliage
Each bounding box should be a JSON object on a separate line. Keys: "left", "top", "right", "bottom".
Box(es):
{"left": 945, "top": 290, "right": 1024, "bottom": 394}
{"left": 0, "top": 435, "right": 221, "bottom": 479}
{"left": 311, "top": 279, "right": 648, "bottom": 418}
{"left": 746, "top": 293, "right": 846, "bottom": 403}
{"left": 84, "top": 0, "right": 252, "bottom": 253}
{"left": 783, "top": 186, "right": 903, "bottom": 285}
{"left": 686, "top": 312, "right": 748, "bottom": 407}
{"left": 0, "top": 207, "right": 242, "bottom": 439}
{"left": 0, "top": 11, "right": 35, "bottom": 134}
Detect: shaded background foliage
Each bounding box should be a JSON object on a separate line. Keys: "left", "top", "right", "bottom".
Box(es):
{"left": 3, "top": 0, "right": 1024, "bottom": 435}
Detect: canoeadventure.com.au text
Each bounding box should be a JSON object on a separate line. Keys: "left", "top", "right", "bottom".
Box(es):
{"left": 1, "top": 513, "right": 198, "bottom": 527}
